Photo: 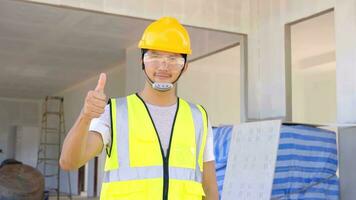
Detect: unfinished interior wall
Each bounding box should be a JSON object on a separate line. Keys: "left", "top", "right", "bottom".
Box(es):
{"left": 247, "top": 2, "right": 355, "bottom": 198}
{"left": 247, "top": 0, "right": 335, "bottom": 120}
{"left": 292, "top": 65, "right": 336, "bottom": 124}
{"left": 246, "top": 0, "right": 356, "bottom": 124}
{"left": 338, "top": 127, "right": 356, "bottom": 199}
{"left": 125, "top": 45, "right": 145, "bottom": 95}
{"left": 0, "top": 98, "right": 40, "bottom": 164}
{"left": 15, "top": 126, "right": 40, "bottom": 167}
{"left": 290, "top": 11, "right": 336, "bottom": 124}
{"left": 178, "top": 46, "right": 241, "bottom": 126}
{"left": 334, "top": 0, "right": 356, "bottom": 124}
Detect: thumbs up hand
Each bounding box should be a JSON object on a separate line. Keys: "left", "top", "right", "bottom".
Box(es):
{"left": 95, "top": 73, "right": 106, "bottom": 93}
{"left": 82, "top": 73, "right": 107, "bottom": 120}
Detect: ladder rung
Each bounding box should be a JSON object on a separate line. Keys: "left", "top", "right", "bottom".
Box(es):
{"left": 42, "top": 119, "right": 64, "bottom": 122}
{"left": 43, "top": 112, "right": 61, "bottom": 116}
{"left": 40, "top": 143, "right": 60, "bottom": 146}
{"left": 43, "top": 130, "right": 64, "bottom": 134}
{"left": 38, "top": 158, "right": 58, "bottom": 161}
{"left": 43, "top": 128, "right": 58, "bottom": 131}
{"left": 37, "top": 159, "right": 59, "bottom": 165}
{"left": 42, "top": 121, "right": 63, "bottom": 128}
{"left": 41, "top": 128, "right": 64, "bottom": 134}
{"left": 41, "top": 132, "right": 60, "bottom": 136}
{"left": 46, "top": 187, "right": 59, "bottom": 191}
{"left": 45, "top": 174, "right": 59, "bottom": 177}
{"left": 45, "top": 188, "right": 60, "bottom": 195}
{"left": 41, "top": 131, "right": 60, "bottom": 134}
{"left": 44, "top": 162, "right": 59, "bottom": 166}
{"left": 46, "top": 96, "right": 63, "bottom": 101}
{"left": 38, "top": 163, "right": 57, "bottom": 166}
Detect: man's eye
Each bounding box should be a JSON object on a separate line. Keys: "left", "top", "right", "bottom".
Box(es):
{"left": 150, "top": 55, "right": 160, "bottom": 59}
{"left": 167, "top": 58, "right": 177, "bottom": 62}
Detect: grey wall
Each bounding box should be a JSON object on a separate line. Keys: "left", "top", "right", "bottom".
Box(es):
{"left": 338, "top": 127, "right": 356, "bottom": 200}
{"left": 0, "top": 98, "right": 40, "bottom": 163}
{"left": 125, "top": 45, "right": 145, "bottom": 95}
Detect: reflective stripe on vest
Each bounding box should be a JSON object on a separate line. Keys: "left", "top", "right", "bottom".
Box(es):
{"left": 100, "top": 94, "right": 208, "bottom": 200}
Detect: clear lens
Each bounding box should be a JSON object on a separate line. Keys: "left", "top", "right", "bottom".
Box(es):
{"left": 143, "top": 54, "right": 185, "bottom": 70}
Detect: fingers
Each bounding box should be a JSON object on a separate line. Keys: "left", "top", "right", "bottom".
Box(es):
{"left": 89, "top": 98, "right": 106, "bottom": 108}
{"left": 86, "top": 105, "right": 104, "bottom": 116}
{"left": 87, "top": 90, "right": 106, "bottom": 102}
{"left": 86, "top": 91, "right": 106, "bottom": 107}
{"left": 83, "top": 73, "right": 108, "bottom": 120}
{"left": 82, "top": 98, "right": 106, "bottom": 120}
{"left": 95, "top": 73, "right": 107, "bottom": 93}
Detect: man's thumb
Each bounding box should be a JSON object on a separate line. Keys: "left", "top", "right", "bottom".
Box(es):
{"left": 95, "top": 73, "right": 106, "bottom": 92}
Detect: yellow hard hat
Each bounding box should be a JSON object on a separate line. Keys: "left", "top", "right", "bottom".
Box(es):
{"left": 138, "top": 17, "right": 192, "bottom": 55}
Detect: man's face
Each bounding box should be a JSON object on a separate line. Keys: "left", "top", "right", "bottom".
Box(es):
{"left": 143, "top": 50, "right": 187, "bottom": 83}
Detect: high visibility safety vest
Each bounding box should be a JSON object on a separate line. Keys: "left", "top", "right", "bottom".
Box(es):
{"left": 100, "top": 93, "right": 208, "bottom": 200}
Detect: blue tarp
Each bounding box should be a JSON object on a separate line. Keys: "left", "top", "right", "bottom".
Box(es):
{"left": 213, "top": 125, "right": 340, "bottom": 200}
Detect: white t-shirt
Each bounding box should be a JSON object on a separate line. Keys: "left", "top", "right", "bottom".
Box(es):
{"left": 89, "top": 102, "right": 215, "bottom": 162}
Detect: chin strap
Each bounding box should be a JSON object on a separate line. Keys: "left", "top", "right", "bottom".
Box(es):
{"left": 142, "top": 65, "right": 186, "bottom": 92}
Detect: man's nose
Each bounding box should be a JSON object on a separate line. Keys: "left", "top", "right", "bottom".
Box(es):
{"left": 157, "top": 58, "right": 169, "bottom": 70}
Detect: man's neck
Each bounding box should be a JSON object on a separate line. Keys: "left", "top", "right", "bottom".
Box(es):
{"left": 139, "top": 83, "right": 177, "bottom": 106}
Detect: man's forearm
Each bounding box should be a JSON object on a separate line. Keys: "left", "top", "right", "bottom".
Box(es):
{"left": 203, "top": 189, "right": 219, "bottom": 200}
{"left": 60, "top": 113, "right": 91, "bottom": 170}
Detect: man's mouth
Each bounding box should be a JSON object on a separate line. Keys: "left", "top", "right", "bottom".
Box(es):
{"left": 155, "top": 73, "right": 171, "bottom": 78}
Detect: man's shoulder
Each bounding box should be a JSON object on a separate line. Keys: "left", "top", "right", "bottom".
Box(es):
{"left": 108, "top": 93, "right": 136, "bottom": 101}
{"left": 179, "top": 97, "right": 207, "bottom": 113}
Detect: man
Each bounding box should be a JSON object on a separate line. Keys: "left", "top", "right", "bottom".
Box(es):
{"left": 60, "top": 16, "right": 218, "bottom": 200}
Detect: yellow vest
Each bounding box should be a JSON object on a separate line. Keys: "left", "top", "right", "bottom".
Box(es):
{"left": 100, "top": 93, "right": 208, "bottom": 200}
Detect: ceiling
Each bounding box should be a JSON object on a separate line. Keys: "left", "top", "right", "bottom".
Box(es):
{"left": 0, "top": 0, "right": 241, "bottom": 99}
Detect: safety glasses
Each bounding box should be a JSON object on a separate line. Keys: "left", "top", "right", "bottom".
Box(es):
{"left": 143, "top": 53, "right": 185, "bottom": 70}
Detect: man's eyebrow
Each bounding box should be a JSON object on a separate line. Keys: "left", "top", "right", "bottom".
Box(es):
{"left": 145, "top": 52, "right": 159, "bottom": 56}
{"left": 146, "top": 51, "right": 182, "bottom": 58}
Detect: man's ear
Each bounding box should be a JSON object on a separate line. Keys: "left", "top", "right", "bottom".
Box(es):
{"left": 182, "top": 63, "right": 189, "bottom": 73}
{"left": 141, "top": 58, "right": 145, "bottom": 70}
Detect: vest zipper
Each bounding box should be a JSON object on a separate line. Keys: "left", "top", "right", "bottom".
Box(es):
{"left": 135, "top": 93, "right": 179, "bottom": 200}
{"left": 163, "top": 157, "right": 169, "bottom": 200}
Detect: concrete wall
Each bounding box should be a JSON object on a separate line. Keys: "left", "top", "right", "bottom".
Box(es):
{"left": 178, "top": 46, "right": 241, "bottom": 126}
{"left": 0, "top": 98, "right": 40, "bottom": 163}
{"left": 246, "top": 0, "right": 356, "bottom": 124}
{"left": 14, "top": 126, "right": 40, "bottom": 167}
{"left": 334, "top": 0, "right": 356, "bottom": 123}
{"left": 247, "top": 0, "right": 336, "bottom": 119}
{"left": 338, "top": 127, "right": 356, "bottom": 199}
{"left": 292, "top": 64, "right": 337, "bottom": 124}
{"left": 124, "top": 45, "right": 145, "bottom": 94}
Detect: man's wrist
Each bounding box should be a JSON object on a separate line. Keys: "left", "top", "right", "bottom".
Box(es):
{"left": 79, "top": 110, "right": 92, "bottom": 124}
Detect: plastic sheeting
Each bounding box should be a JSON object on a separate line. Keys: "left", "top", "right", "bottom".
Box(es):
{"left": 0, "top": 159, "right": 44, "bottom": 200}
{"left": 213, "top": 125, "right": 340, "bottom": 200}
